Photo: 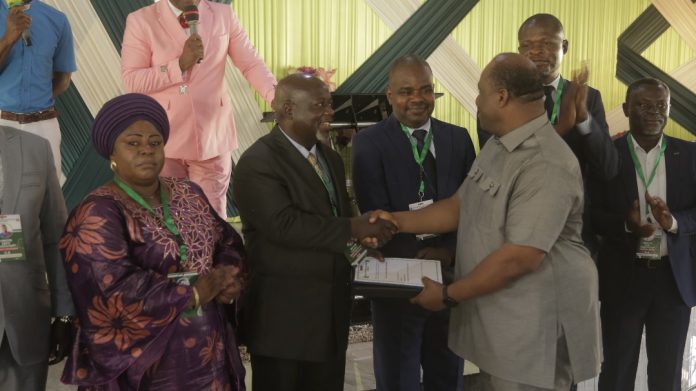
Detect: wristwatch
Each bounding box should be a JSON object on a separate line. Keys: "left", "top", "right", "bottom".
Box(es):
{"left": 55, "top": 315, "right": 73, "bottom": 324}
{"left": 442, "top": 284, "right": 458, "bottom": 308}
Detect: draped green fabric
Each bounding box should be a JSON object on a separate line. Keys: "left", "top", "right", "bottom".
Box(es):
{"left": 89, "top": 0, "right": 151, "bottom": 52}
{"left": 616, "top": 3, "right": 696, "bottom": 136}
{"left": 335, "top": 0, "right": 479, "bottom": 94}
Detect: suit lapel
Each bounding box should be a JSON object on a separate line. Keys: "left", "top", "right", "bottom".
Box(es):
{"left": 270, "top": 127, "right": 334, "bottom": 215}
{"left": 431, "top": 118, "right": 450, "bottom": 197}
{"left": 618, "top": 136, "right": 639, "bottom": 206}
{"left": 664, "top": 136, "right": 680, "bottom": 207}
{"left": 0, "top": 128, "right": 21, "bottom": 213}
{"left": 156, "top": 0, "right": 188, "bottom": 50}
{"left": 383, "top": 115, "right": 423, "bottom": 195}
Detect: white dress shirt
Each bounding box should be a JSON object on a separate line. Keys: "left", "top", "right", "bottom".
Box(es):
{"left": 630, "top": 133, "right": 678, "bottom": 256}
{"left": 403, "top": 118, "right": 436, "bottom": 158}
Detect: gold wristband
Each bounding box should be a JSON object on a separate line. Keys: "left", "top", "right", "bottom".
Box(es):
{"left": 192, "top": 286, "right": 201, "bottom": 309}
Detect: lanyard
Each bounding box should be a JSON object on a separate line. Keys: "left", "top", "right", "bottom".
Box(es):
{"left": 549, "top": 78, "right": 565, "bottom": 125}
{"left": 114, "top": 177, "right": 188, "bottom": 262}
{"left": 308, "top": 154, "right": 338, "bottom": 217}
{"left": 626, "top": 135, "right": 666, "bottom": 214}
{"left": 400, "top": 123, "right": 433, "bottom": 199}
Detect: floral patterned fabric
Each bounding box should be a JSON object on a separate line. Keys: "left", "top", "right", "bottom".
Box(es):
{"left": 59, "top": 177, "right": 246, "bottom": 390}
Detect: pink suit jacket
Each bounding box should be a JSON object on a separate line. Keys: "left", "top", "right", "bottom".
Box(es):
{"left": 121, "top": 0, "right": 276, "bottom": 161}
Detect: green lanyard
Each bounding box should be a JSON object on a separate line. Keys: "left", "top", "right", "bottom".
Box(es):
{"left": 308, "top": 154, "right": 338, "bottom": 217}
{"left": 400, "top": 123, "right": 433, "bottom": 199}
{"left": 114, "top": 177, "right": 188, "bottom": 262}
{"left": 549, "top": 78, "right": 565, "bottom": 125}
{"left": 627, "top": 134, "right": 666, "bottom": 214}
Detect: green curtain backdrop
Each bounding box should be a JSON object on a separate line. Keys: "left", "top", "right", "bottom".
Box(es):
{"left": 616, "top": 2, "right": 696, "bottom": 136}
{"left": 336, "top": 0, "right": 479, "bottom": 94}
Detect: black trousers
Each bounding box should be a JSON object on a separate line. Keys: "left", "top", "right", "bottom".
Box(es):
{"left": 598, "top": 262, "right": 690, "bottom": 391}
{"left": 251, "top": 352, "right": 346, "bottom": 391}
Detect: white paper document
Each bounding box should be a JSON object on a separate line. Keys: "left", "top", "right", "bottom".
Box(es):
{"left": 354, "top": 257, "right": 442, "bottom": 288}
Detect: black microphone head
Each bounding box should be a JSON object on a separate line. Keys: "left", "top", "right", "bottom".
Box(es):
{"left": 183, "top": 5, "right": 199, "bottom": 23}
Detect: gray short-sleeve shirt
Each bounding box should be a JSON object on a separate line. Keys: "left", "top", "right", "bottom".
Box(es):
{"left": 448, "top": 115, "right": 601, "bottom": 388}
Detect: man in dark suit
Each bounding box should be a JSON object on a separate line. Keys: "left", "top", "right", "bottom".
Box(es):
{"left": 478, "top": 13, "right": 618, "bottom": 255}
{"left": 352, "top": 55, "right": 475, "bottom": 391}
{"left": 233, "top": 74, "right": 396, "bottom": 391}
{"left": 0, "top": 127, "right": 74, "bottom": 391}
{"left": 590, "top": 78, "right": 696, "bottom": 391}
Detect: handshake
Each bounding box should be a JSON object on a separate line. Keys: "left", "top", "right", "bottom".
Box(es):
{"left": 349, "top": 210, "right": 399, "bottom": 248}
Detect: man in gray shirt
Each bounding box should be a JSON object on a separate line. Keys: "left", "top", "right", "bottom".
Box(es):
{"left": 372, "top": 53, "right": 601, "bottom": 390}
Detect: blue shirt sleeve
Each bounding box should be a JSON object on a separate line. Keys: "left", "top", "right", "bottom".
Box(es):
{"left": 52, "top": 13, "right": 76, "bottom": 73}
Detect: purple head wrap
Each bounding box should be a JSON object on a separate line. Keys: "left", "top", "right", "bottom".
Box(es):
{"left": 91, "top": 93, "right": 170, "bottom": 159}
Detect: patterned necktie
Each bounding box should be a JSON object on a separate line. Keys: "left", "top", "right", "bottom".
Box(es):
{"left": 412, "top": 129, "right": 437, "bottom": 194}
{"left": 307, "top": 152, "right": 338, "bottom": 214}
{"left": 544, "top": 85, "right": 555, "bottom": 121}
{"left": 178, "top": 13, "right": 189, "bottom": 29}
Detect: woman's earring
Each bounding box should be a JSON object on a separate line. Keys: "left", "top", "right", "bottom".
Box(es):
{"left": 110, "top": 160, "right": 117, "bottom": 172}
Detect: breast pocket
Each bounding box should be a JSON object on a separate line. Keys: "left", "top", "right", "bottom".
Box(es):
{"left": 463, "top": 165, "right": 504, "bottom": 232}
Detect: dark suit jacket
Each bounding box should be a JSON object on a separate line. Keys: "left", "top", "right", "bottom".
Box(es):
{"left": 0, "top": 127, "right": 73, "bottom": 365}
{"left": 352, "top": 115, "right": 475, "bottom": 259}
{"left": 589, "top": 135, "right": 696, "bottom": 306}
{"left": 479, "top": 81, "right": 618, "bottom": 253}
{"left": 232, "top": 126, "right": 353, "bottom": 362}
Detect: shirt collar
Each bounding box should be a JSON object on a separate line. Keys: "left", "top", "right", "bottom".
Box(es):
{"left": 279, "top": 126, "right": 317, "bottom": 159}
{"left": 629, "top": 133, "right": 665, "bottom": 154}
{"left": 499, "top": 114, "right": 548, "bottom": 152}
{"left": 546, "top": 75, "right": 561, "bottom": 91}
{"left": 168, "top": 0, "right": 183, "bottom": 17}
{"left": 402, "top": 118, "right": 432, "bottom": 136}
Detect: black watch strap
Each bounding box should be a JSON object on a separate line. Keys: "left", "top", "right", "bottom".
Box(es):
{"left": 442, "top": 284, "right": 458, "bottom": 308}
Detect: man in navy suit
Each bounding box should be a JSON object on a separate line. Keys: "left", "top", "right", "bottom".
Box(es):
{"left": 352, "top": 55, "right": 475, "bottom": 391}
{"left": 479, "top": 14, "right": 618, "bottom": 255}
{"left": 590, "top": 78, "right": 696, "bottom": 391}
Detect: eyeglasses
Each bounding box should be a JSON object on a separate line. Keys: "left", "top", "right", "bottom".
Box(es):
{"left": 636, "top": 102, "right": 669, "bottom": 112}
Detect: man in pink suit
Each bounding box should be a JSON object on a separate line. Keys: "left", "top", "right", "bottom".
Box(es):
{"left": 121, "top": 0, "right": 276, "bottom": 218}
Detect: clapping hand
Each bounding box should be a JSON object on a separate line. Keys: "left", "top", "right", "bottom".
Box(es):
{"left": 646, "top": 192, "right": 674, "bottom": 231}
{"left": 553, "top": 63, "right": 589, "bottom": 136}
{"left": 626, "top": 199, "right": 657, "bottom": 238}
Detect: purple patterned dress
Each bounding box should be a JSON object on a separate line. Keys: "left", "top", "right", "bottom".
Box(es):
{"left": 59, "top": 178, "right": 246, "bottom": 390}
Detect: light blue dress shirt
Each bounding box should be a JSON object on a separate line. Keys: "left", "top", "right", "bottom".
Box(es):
{"left": 0, "top": 0, "right": 76, "bottom": 113}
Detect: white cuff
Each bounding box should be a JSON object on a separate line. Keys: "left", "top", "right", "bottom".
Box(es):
{"left": 668, "top": 216, "right": 678, "bottom": 234}
{"left": 576, "top": 114, "right": 593, "bottom": 135}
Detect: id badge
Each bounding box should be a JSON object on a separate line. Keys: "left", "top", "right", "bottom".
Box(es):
{"left": 0, "top": 215, "right": 25, "bottom": 262}
{"left": 636, "top": 229, "right": 662, "bottom": 261}
{"left": 167, "top": 271, "right": 203, "bottom": 318}
{"left": 409, "top": 200, "right": 438, "bottom": 240}
{"left": 345, "top": 240, "right": 369, "bottom": 266}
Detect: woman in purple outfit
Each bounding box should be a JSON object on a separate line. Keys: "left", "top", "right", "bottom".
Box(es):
{"left": 59, "top": 93, "right": 246, "bottom": 390}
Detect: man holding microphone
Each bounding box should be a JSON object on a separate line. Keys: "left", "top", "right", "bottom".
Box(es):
{"left": 0, "top": 0, "right": 76, "bottom": 181}
{"left": 122, "top": 0, "right": 276, "bottom": 218}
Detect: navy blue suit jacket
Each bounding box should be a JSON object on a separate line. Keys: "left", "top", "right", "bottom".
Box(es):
{"left": 351, "top": 115, "right": 475, "bottom": 259}
{"left": 590, "top": 135, "right": 696, "bottom": 306}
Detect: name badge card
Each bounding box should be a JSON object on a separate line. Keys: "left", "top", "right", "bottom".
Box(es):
{"left": 409, "top": 200, "right": 438, "bottom": 240}
{"left": 0, "top": 215, "right": 25, "bottom": 262}
{"left": 345, "top": 240, "right": 369, "bottom": 266}
{"left": 636, "top": 229, "right": 662, "bottom": 261}
{"left": 167, "top": 271, "right": 203, "bottom": 318}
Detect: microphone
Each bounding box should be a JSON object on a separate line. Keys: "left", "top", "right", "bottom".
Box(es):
{"left": 182, "top": 5, "right": 199, "bottom": 36}
{"left": 7, "top": 0, "right": 32, "bottom": 47}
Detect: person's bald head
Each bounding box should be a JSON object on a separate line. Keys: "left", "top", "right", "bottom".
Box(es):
{"left": 476, "top": 53, "right": 545, "bottom": 135}
{"left": 517, "top": 14, "right": 568, "bottom": 84}
{"left": 272, "top": 73, "right": 333, "bottom": 148}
